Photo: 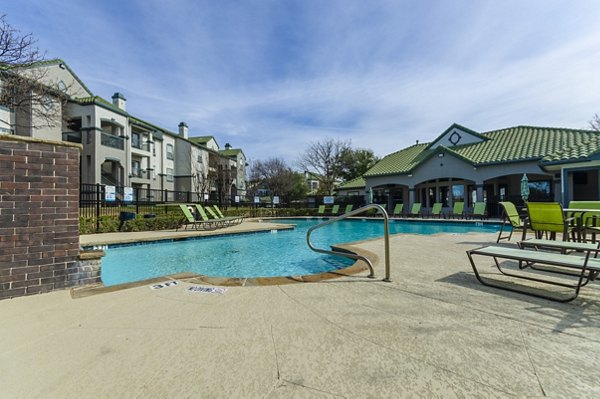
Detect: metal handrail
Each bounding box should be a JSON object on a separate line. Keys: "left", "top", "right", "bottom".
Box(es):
{"left": 306, "top": 204, "right": 392, "bottom": 282}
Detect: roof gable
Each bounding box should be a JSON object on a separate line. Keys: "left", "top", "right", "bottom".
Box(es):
{"left": 428, "top": 123, "right": 488, "bottom": 150}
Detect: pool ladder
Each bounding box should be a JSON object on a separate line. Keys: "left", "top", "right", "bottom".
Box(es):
{"left": 306, "top": 204, "right": 392, "bottom": 282}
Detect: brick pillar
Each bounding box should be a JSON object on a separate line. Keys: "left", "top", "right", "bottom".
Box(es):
{"left": 0, "top": 135, "right": 82, "bottom": 299}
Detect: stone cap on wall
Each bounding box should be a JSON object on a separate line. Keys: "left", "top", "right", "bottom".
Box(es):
{"left": 0, "top": 133, "right": 83, "bottom": 150}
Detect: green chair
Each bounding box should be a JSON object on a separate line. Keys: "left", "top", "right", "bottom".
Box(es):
{"left": 317, "top": 205, "right": 326, "bottom": 216}
{"left": 195, "top": 204, "right": 225, "bottom": 228}
{"left": 471, "top": 202, "right": 487, "bottom": 220}
{"left": 331, "top": 204, "right": 340, "bottom": 215}
{"left": 408, "top": 203, "right": 422, "bottom": 217}
{"left": 568, "top": 201, "right": 600, "bottom": 242}
{"left": 430, "top": 202, "right": 443, "bottom": 218}
{"left": 344, "top": 204, "right": 353, "bottom": 214}
{"left": 205, "top": 206, "right": 240, "bottom": 226}
{"left": 448, "top": 202, "right": 464, "bottom": 219}
{"left": 392, "top": 203, "right": 403, "bottom": 217}
{"left": 497, "top": 201, "right": 529, "bottom": 242}
{"left": 213, "top": 205, "right": 243, "bottom": 224}
{"left": 525, "top": 202, "right": 576, "bottom": 241}
{"left": 176, "top": 204, "right": 216, "bottom": 231}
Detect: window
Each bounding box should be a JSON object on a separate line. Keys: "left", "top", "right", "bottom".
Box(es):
{"left": 132, "top": 132, "right": 141, "bottom": 149}
{"left": 166, "top": 168, "right": 174, "bottom": 182}
{"left": 166, "top": 144, "right": 174, "bottom": 160}
{"left": 131, "top": 160, "right": 141, "bottom": 178}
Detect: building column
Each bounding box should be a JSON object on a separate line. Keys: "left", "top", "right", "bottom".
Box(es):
{"left": 476, "top": 183, "right": 484, "bottom": 202}
{"left": 408, "top": 186, "right": 415, "bottom": 208}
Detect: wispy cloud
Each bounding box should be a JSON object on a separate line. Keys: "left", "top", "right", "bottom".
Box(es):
{"left": 6, "top": 0, "right": 600, "bottom": 163}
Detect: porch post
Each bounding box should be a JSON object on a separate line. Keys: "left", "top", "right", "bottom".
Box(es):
{"left": 476, "top": 183, "right": 484, "bottom": 202}
{"left": 408, "top": 186, "right": 415, "bottom": 208}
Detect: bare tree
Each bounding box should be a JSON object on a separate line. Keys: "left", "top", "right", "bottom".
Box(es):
{"left": 589, "top": 114, "right": 600, "bottom": 131}
{"left": 251, "top": 158, "right": 295, "bottom": 201}
{"left": 0, "top": 14, "right": 69, "bottom": 132}
{"left": 298, "top": 138, "right": 351, "bottom": 195}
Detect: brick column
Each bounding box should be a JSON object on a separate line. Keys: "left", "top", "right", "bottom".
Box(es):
{"left": 0, "top": 135, "right": 82, "bottom": 299}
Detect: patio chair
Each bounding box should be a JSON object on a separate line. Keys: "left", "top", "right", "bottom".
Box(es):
{"left": 331, "top": 204, "right": 340, "bottom": 215}
{"left": 466, "top": 243, "right": 600, "bottom": 302}
{"left": 392, "top": 203, "right": 404, "bottom": 217}
{"left": 497, "top": 201, "right": 529, "bottom": 243}
{"left": 205, "top": 206, "right": 240, "bottom": 226}
{"left": 317, "top": 205, "right": 326, "bottom": 216}
{"left": 429, "top": 202, "right": 443, "bottom": 218}
{"left": 524, "top": 202, "right": 576, "bottom": 241}
{"left": 176, "top": 204, "right": 216, "bottom": 231}
{"left": 567, "top": 201, "right": 600, "bottom": 243}
{"left": 470, "top": 202, "right": 487, "bottom": 220}
{"left": 448, "top": 202, "right": 465, "bottom": 219}
{"left": 213, "top": 205, "right": 244, "bottom": 224}
{"left": 195, "top": 204, "right": 226, "bottom": 228}
{"left": 408, "top": 203, "right": 422, "bottom": 217}
{"left": 344, "top": 204, "right": 353, "bottom": 214}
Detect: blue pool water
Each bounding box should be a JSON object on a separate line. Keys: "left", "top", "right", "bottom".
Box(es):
{"left": 101, "top": 218, "right": 500, "bottom": 286}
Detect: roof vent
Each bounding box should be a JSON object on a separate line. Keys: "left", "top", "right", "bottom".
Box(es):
{"left": 225, "top": 143, "right": 232, "bottom": 150}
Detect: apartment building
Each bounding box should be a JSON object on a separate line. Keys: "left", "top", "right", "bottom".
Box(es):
{"left": 1, "top": 59, "right": 247, "bottom": 202}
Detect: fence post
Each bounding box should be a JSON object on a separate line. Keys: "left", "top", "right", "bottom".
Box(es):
{"left": 135, "top": 187, "right": 140, "bottom": 214}
{"left": 95, "top": 183, "right": 101, "bottom": 233}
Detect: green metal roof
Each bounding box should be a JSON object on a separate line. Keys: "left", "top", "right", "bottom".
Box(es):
{"left": 219, "top": 148, "right": 244, "bottom": 158}
{"left": 336, "top": 176, "right": 366, "bottom": 190}
{"left": 189, "top": 136, "right": 215, "bottom": 144}
{"left": 365, "top": 125, "right": 600, "bottom": 177}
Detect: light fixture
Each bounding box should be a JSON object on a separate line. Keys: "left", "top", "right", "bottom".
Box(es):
{"left": 438, "top": 153, "right": 444, "bottom": 158}
{"left": 408, "top": 174, "right": 413, "bottom": 177}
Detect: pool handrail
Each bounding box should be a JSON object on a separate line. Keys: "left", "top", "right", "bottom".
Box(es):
{"left": 306, "top": 204, "right": 392, "bottom": 282}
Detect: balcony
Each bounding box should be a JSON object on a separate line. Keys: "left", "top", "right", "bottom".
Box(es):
{"left": 62, "top": 131, "right": 82, "bottom": 143}
{"left": 101, "top": 132, "right": 125, "bottom": 150}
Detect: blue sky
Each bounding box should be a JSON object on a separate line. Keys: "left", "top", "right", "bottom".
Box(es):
{"left": 6, "top": 0, "right": 600, "bottom": 163}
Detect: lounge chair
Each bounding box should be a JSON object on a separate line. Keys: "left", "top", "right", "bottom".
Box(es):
{"left": 331, "top": 204, "right": 340, "bottom": 215}
{"left": 567, "top": 201, "right": 600, "bottom": 243}
{"left": 317, "top": 205, "right": 326, "bottom": 216}
{"left": 467, "top": 242, "right": 600, "bottom": 302}
{"left": 344, "top": 204, "right": 353, "bottom": 214}
{"left": 408, "top": 203, "right": 422, "bottom": 217}
{"left": 497, "top": 201, "right": 529, "bottom": 243}
{"left": 429, "top": 202, "right": 442, "bottom": 218}
{"left": 392, "top": 203, "right": 404, "bottom": 217}
{"left": 176, "top": 204, "right": 216, "bottom": 231}
{"left": 524, "top": 202, "right": 576, "bottom": 241}
{"left": 213, "top": 205, "right": 244, "bottom": 224}
{"left": 448, "top": 202, "right": 464, "bottom": 219}
{"left": 205, "top": 206, "right": 241, "bottom": 226}
{"left": 194, "top": 204, "right": 227, "bottom": 228}
{"left": 470, "top": 202, "right": 487, "bottom": 220}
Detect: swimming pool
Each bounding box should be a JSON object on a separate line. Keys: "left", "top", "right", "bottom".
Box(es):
{"left": 101, "top": 218, "right": 500, "bottom": 286}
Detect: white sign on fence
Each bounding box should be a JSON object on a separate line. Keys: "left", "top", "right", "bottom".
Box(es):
{"left": 235, "top": 195, "right": 240, "bottom": 203}
{"left": 254, "top": 196, "right": 260, "bottom": 204}
{"left": 323, "top": 196, "right": 334, "bottom": 205}
{"left": 273, "top": 196, "right": 280, "bottom": 205}
{"left": 124, "top": 187, "right": 133, "bottom": 202}
{"left": 105, "top": 185, "right": 116, "bottom": 202}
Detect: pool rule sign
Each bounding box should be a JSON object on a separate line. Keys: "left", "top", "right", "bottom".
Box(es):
{"left": 105, "top": 185, "right": 116, "bottom": 202}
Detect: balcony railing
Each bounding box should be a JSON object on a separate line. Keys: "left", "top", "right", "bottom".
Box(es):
{"left": 62, "top": 131, "right": 82, "bottom": 143}
{"left": 101, "top": 132, "right": 125, "bottom": 150}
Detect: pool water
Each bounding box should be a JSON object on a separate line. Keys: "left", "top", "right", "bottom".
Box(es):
{"left": 101, "top": 218, "right": 500, "bottom": 286}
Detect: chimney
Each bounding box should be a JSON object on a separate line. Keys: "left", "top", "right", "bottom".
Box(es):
{"left": 111, "top": 92, "right": 126, "bottom": 111}
{"left": 178, "top": 122, "right": 188, "bottom": 139}
{"left": 225, "top": 143, "right": 232, "bottom": 150}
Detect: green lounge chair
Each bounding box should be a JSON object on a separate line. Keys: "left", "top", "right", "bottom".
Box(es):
{"left": 317, "top": 205, "right": 326, "bottom": 216}
{"left": 448, "top": 202, "right": 464, "bottom": 219}
{"left": 525, "top": 202, "right": 576, "bottom": 241}
{"left": 213, "top": 205, "right": 244, "bottom": 224}
{"left": 430, "top": 202, "right": 442, "bottom": 218}
{"left": 470, "top": 202, "right": 487, "bottom": 220}
{"left": 408, "top": 203, "right": 422, "bottom": 217}
{"left": 331, "top": 204, "right": 340, "bottom": 215}
{"left": 392, "top": 203, "right": 403, "bottom": 217}
{"left": 205, "top": 206, "right": 239, "bottom": 226}
{"left": 497, "top": 201, "right": 529, "bottom": 243}
{"left": 467, "top": 242, "right": 600, "bottom": 302}
{"left": 344, "top": 204, "right": 353, "bottom": 214}
{"left": 194, "top": 204, "right": 226, "bottom": 228}
{"left": 176, "top": 204, "right": 216, "bottom": 231}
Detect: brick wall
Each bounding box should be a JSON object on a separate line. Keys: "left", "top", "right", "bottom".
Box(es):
{"left": 0, "top": 135, "right": 83, "bottom": 299}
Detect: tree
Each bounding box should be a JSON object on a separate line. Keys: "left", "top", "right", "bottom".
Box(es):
{"left": 589, "top": 114, "right": 600, "bottom": 131}
{"left": 250, "top": 158, "right": 296, "bottom": 201}
{"left": 298, "top": 138, "right": 351, "bottom": 195}
{"left": 338, "top": 148, "right": 379, "bottom": 182}
{"left": 0, "top": 14, "right": 67, "bottom": 132}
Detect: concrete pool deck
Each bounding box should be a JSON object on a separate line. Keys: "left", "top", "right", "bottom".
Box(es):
{"left": 2, "top": 227, "right": 600, "bottom": 397}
